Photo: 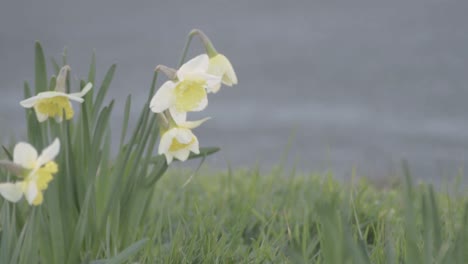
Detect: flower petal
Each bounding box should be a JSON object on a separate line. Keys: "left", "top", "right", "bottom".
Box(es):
{"left": 55, "top": 65, "right": 71, "bottom": 93}
{"left": 190, "top": 94, "right": 208, "bottom": 112}
{"left": 34, "top": 109, "right": 49, "bottom": 122}
{"left": 172, "top": 149, "right": 191, "bottom": 161}
{"left": 177, "top": 54, "right": 209, "bottom": 80}
{"left": 158, "top": 129, "right": 175, "bottom": 155}
{"left": 174, "top": 128, "right": 193, "bottom": 144}
{"left": 13, "top": 142, "right": 38, "bottom": 169}
{"left": 25, "top": 181, "right": 38, "bottom": 205}
{"left": 206, "top": 82, "right": 221, "bottom": 94}
{"left": 169, "top": 107, "right": 187, "bottom": 125}
{"left": 55, "top": 115, "right": 63, "bottom": 123}
{"left": 188, "top": 137, "right": 200, "bottom": 154}
{"left": 150, "top": 81, "right": 176, "bottom": 113}
{"left": 64, "top": 94, "right": 85, "bottom": 103}
{"left": 20, "top": 96, "right": 40, "bottom": 108}
{"left": 180, "top": 117, "right": 211, "bottom": 129}
{"left": 0, "top": 182, "right": 24, "bottom": 202}
{"left": 36, "top": 138, "right": 60, "bottom": 168}
{"left": 209, "top": 54, "right": 238, "bottom": 86}
{"left": 69, "top": 82, "right": 93, "bottom": 98}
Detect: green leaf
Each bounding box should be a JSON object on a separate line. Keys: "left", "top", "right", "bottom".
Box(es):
{"left": 87, "top": 51, "right": 96, "bottom": 84}
{"left": 1, "top": 146, "right": 12, "bottom": 161}
{"left": 188, "top": 147, "right": 220, "bottom": 160}
{"left": 93, "top": 64, "right": 116, "bottom": 116}
{"left": 34, "top": 42, "right": 47, "bottom": 93}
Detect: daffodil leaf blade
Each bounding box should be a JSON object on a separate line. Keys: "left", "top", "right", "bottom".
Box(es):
{"left": 188, "top": 147, "right": 220, "bottom": 160}
{"left": 93, "top": 64, "right": 116, "bottom": 115}
{"left": 1, "top": 146, "right": 12, "bottom": 161}
{"left": 87, "top": 51, "right": 96, "bottom": 85}
{"left": 119, "top": 95, "right": 132, "bottom": 148}
{"left": 34, "top": 41, "right": 48, "bottom": 93}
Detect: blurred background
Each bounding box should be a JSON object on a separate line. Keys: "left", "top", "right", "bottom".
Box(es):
{"left": 1, "top": 0, "right": 467, "bottom": 181}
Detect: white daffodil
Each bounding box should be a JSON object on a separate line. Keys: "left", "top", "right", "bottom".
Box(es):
{"left": 20, "top": 65, "right": 92, "bottom": 122}
{"left": 206, "top": 54, "right": 238, "bottom": 93}
{"left": 150, "top": 54, "right": 220, "bottom": 124}
{"left": 158, "top": 117, "right": 209, "bottom": 164}
{"left": 188, "top": 29, "right": 238, "bottom": 93}
{"left": 0, "top": 138, "right": 60, "bottom": 206}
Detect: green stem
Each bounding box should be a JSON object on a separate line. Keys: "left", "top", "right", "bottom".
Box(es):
{"left": 177, "top": 33, "right": 196, "bottom": 68}
{"left": 190, "top": 29, "right": 218, "bottom": 57}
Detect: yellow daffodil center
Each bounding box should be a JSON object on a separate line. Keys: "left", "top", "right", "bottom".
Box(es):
{"left": 174, "top": 79, "right": 207, "bottom": 112}
{"left": 35, "top": 96, "right": 74, "bottom": 120}
{"left": 169, "top": 137, "right": 195, "bottom": 152}
{"left": 22, "top": 162, "right": 58, "bottom": 205}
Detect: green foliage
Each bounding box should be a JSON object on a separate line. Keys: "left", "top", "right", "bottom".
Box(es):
{"left": 135, "top": 167, "right": 467, "bottom": 263}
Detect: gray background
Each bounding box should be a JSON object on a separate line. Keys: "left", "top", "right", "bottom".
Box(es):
{"left": 1, "top": 0, "right": 468, "bottom": 181}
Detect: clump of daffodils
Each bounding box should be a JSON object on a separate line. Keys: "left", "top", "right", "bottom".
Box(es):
{"left": 0, "top": 139, "right": 60, "bottom": 205}
{"left": 150, "top": 29, "right": 237, "bottom": 164}
{"left": 0, "top": 29, "right": 235, "bottom": 209}
{"left": 20, "top": 65, "right": 92, "bottom": 122}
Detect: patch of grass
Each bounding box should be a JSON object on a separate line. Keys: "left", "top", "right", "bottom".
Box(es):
{"left": 132, "top": 167, "right": 467, "bottom": 263}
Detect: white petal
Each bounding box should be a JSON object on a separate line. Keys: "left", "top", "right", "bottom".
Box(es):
{"left": 35, "top": 109, "right": 49, "bottom": 122}
{"left": 55, "top": 115, "right": 63, "bottom": 123}
{"left": 189, "top": 137, "right": 200, "bottom": 154}
{"left": 174, "top": 128, "right": 193, "bottom": 144}
{"left": 69, "top": 82, "right": 93, "bottom": 98}
{"left": 55, "top": 65, "right": 71, "bottom": 93}
{"left": 158, "top": 130, "right": 175, "bottom": 155}
{"left": 223, "top": 61, "right": 238, "bottom": 86}
{"left": 172, "top": 149, "right": 191, "bottom": 161}
{"left": 215, "top": 54, "right": 237, "bottom": 86}
{"left": 177, "top": 54, "right": 209, "bottom": 80}
{"left": 20, "top": 96, "right": 40, "bottom": 108}
{"left": 169, "top": 107, "right": 187, "bottom": 125}
{"left": 150, "top": 81, "right": 176, "bottom": 113}
{"left": 25, "top": 181, "right": 38, "bottom": 205}
{"left": 191, "top": 95, "right": 208, "bottom": 112}
{"left": 36, "top": 138, "right": 60, "bottom": 167}
{"left": 180, "top": 117, "right": 211, "bottom": 129}
{"left": 64, "top": 94, "right": 85, "bottom": 103}
{"left": 0, "top": 182, "right": 24, "bottom": 202}
{"left": 13, "top": 142, "right": 38, "bottom": 169}
{"left": 206, "top": 82, "right": 221, "bottom": 94}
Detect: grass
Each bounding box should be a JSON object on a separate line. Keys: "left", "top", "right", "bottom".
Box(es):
{"left": 118, "top": 166, "right": 466, "bottom": 263}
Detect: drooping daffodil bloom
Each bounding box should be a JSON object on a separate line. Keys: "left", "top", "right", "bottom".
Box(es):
{"left": 189, "top": 29, "right": 238, "bottom": 93}
{"left": 158, "top": 115, "right": 210, "bottom": 164}
{"left": 20, "top": 65, "right": 93, "bottom": 122}
{"left": 206, "top": 53, "right": 238, "bottom": 93}
{"left": 0, "top": 138, "right": 60, "bottom": 206}
{"left": 150, "top": 55, "right": 221, "bottom": 124}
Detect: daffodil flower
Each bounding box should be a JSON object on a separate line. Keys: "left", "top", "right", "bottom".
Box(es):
{"left": 150, "top": 55, "right": 220, "bottom": 124}
{"left": 206, "top": 53, "right": 238, "bottom": 93}
{"left": 0, "top": 138, "right": 60, "bottom": 206}
{"left": 20, "top": 65, "right": 92, "bottom": 122}
{"left": 189, "top": 29, "right": 238, "bottom": 93}
{"left": 159, "top": 117, "right": 209, "bottom": 164}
